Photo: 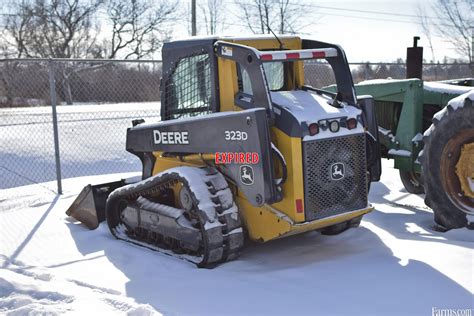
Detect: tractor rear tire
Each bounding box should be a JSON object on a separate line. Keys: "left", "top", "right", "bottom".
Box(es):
{"left": 421, "top": 97, "right": 474, "bottom": 230}
{"left": 399, "top": 170, "right": 424, "bottom": 194}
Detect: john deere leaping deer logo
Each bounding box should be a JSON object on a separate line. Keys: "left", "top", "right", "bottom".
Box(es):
{"left": 240, "top": 165, "right": 254, "bottom": 185}
{"left": 330, "top": 163, "right": 345, "bottom": 180}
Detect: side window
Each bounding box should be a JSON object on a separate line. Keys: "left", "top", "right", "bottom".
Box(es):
{"left": 263, "top": 62, "right": 284, "bottom": 90}
{"left": 238, "top": 62, "right": 284, "bottom": 96}
{"left": 165, "top": 53, "right": 212, "bottom": 120}
{"left": 241, "top": 68, "right": 253, "bottom": 95}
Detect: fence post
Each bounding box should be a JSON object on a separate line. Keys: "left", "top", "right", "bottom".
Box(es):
{"left": 48, "top": 59, "right": 63, "bottom": 194}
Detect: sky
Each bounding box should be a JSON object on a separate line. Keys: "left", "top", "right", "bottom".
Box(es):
{"left": 300, "top": 0, "right": 456, "bottom": 62}
{"left": 176, "top": 0, "right": 463, "bottom": 63}
{"left": 0, "top": 0, "right": 466, "bottom": 63}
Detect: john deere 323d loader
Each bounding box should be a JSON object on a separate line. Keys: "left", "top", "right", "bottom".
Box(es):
{"left": 67, "top": 36, "right": 381, "bottom": 267}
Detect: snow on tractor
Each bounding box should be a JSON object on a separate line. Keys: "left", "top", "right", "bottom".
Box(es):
{"left": 66, "top": 35, "right": 380, "bottom": 268}
{"left": 65, "top": 35, "right": 472, "bottom": 268}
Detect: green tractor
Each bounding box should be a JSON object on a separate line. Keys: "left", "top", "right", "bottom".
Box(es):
{"left": 330, "top": 38, "right": 473, "bottom": 231}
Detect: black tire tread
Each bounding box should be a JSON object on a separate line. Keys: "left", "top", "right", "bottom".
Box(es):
{"left": 420, "top": 96, "right": 473, "bottom": 230}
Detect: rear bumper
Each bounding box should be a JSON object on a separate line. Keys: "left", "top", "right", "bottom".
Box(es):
{"left": 243, "top": 201, "right": 374, "bottom": 242}
{"left": 283, "top": 205, "right": 374, "bottom": 238}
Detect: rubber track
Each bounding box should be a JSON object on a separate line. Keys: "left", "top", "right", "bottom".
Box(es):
{"left": 105, "top": 167, "right": 244, "bottom": 268}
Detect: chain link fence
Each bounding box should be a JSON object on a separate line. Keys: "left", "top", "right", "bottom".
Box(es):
{"left": 303, "top": 60, "right": 473, "bottom": 87}
{"left": 0, "top": 59, "right": 162, "bottom": 194}
{"left": 0, "top": 58, "right": 472, "bottom": 194}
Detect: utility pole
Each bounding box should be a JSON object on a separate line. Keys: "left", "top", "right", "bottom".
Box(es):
{"left": 191, "top": 0, "right": 197, "bottom": 36}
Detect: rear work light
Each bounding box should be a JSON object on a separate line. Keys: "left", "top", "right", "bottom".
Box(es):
{"left": 296, "top": 199, "right": 304, "bottom": 213}
{"left": 329, "top": 120, "right": 340, "bottom": 133}
{"left": 346, "top": 118, "right": 357, "bottom": 130}
{"left": 308, "top": 123, "right": 319, "bottom": 136}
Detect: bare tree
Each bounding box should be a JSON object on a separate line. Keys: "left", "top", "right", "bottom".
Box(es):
{"left": 1, "top": 0, "right": 102, "bottom": 58}
{"left": 0, "top": 0, "right": 103, "bottom": 105}
{"left": 0, "top": 3, "right": 32, "bottom": 58}
{"left": 430, "top": 0, "right": 472, "bottom": 63}
{"left": 200, "top": 0, "right": 222, "bottom": 35}
{"left": 1, "top": 0, "right": 178, "bottom": 59}
{"left": 276, "top": 0, "right": 300, "bottom": 34}
{"left": 236, "top": 0, "right": 304, "bottom": 34}
{"left": 238, "top": 0, "right": 271, "bottom": 34}
{"left": 0, "top": 0, "right": 177, "bottom": 105}
{"left": 417, "top": 5, "right": 436, "bottom": 63}
{"left": 105, "top": 0, "right": 177, "bottom": 59}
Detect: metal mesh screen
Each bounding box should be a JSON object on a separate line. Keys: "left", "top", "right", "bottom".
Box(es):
{"left": 302, "top": 134, "right": 368, "bottom": 221}
{"left": 164, "top": 53, "right": 212, "bottom": 120}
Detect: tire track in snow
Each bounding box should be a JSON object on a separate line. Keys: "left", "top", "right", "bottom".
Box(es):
{"left": 0, "top": 258, "right": 161, "bottom": 315}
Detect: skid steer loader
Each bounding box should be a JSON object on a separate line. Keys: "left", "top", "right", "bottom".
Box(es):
{"left": 66, "top": 36, "right": 381, "bottom": 267}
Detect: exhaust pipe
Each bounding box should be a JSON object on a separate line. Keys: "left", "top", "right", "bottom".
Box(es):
{"left": 407, "top": 36, "right": 423, "bottom": 79}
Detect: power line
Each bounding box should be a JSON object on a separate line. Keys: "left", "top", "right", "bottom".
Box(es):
{"left": 229, "top": 0, "right": 449, "bottom": 21}
{"left": 231, "top": 0, "right": 453, "bottom": 28}
{"left": 1, "top": 1, "right": 456, "bottom": 30}
{"left": 0, "top": 0, "right": 452, "bottom": 23}
{"left": 304, "top": 11, "right": 452, "bottom": 27}
{"left": 292, "top": 3, "right": 448, "bottom": 21}
{"left": 3, "top": 11, "right": 449, "bottom": 33}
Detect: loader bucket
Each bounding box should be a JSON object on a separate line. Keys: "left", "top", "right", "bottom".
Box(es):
{"left": 66, "top": 180, "right": 127, "bottom": 229}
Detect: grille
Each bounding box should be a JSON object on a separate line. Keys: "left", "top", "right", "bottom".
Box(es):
{"left": 303, "top": 134, "right": 368, "bottom": 221}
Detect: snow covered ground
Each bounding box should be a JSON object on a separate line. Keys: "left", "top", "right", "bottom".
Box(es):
{"left": 0, "top": 160, "right": 472, "bottom": 315}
